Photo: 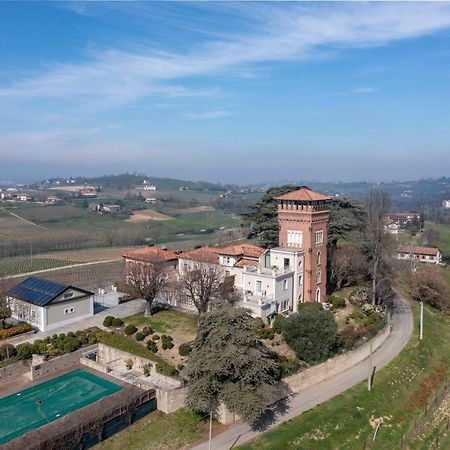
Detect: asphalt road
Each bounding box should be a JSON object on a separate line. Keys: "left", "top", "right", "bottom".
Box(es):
{"left": 191, "top": 292, "right": 413, "bottom": 450}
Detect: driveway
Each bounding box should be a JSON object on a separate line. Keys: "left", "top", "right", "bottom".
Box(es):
{"left": 191, "top": 291, "right": 413, "bottom": 450}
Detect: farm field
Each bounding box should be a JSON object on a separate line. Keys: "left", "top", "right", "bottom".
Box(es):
{"left": 0, "top": 256, "right": 77, "bottom": 277}
{"left": 127, "top": 209, "right": 173, "bottom": 223}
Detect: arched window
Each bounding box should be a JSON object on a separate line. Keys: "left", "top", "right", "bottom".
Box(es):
{"left": 317, "top": 251, "right": 321, "bottom": 265}
{"left": 316, "top": 268, "right": 321, "bottom": 284}
{"left": 316, "top": 288, "right": 321, "bottom": 302}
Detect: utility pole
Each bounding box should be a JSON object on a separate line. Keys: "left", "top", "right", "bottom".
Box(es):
{"left": 368, "top": 340, "right": 373, "bottom": 392}
{"left": 420, "top": 301, "right": 424, "bottom": 340}
{"left": 208, "top": 409, "right": 213, "bottom": 450}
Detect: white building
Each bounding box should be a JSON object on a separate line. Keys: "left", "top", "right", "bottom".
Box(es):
{"left": 442, "top": 200, "right": 450, "bottom": 209}
{"left": 397, "top": 245, "right": 443, "bottom": 265}
{"left": 7, "top": 277, "right": 94, "bottom": 332}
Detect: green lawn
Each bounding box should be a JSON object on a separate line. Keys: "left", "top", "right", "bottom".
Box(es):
{"left": 124, "top": 310, "right": 198, "bottom": 341}
{"left": 238, "top": 299, "right": 450, "bottom": 450}
{"left": 424, "top": 222, "right": 450, "bottom": 258}
{"left": 93, "top": 409, "right": 211, "bottom": 450}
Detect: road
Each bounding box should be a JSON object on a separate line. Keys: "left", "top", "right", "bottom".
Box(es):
{"left": 191, "top": 292, "right": 413, "bottom": 450}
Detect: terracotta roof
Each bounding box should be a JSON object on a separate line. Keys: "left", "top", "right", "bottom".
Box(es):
{"left": 178, "top": 247, "right": 220, "bottom": 264}
{"left": 233, "top": 258, "right": 258, "bottom": 268}
{"left": 275, "top": 188, "right": 331, "bottom": 202}
{"left": 398, "top": 244, "right": 440, "bottom": 256}
{"left": 123, "top": 246, "right": 178, "bottom": 263}
{"left": 219, "top": 243, "right": 265, "bottom": 258}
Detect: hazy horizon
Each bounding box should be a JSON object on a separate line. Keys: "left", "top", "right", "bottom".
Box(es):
{"left": 1, "top": 2, "right": 450, "bottom": 183}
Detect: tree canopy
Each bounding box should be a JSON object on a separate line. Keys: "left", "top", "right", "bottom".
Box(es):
{"left": 182, "top": 304, "right": 280, "bottom": 424}
{"left": 282, "top": 304, "right": 338, "bottom": 364}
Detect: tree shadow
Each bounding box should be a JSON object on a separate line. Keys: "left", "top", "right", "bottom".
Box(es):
{"left": 251, "top": 382, "right": 292, "bottom": 432}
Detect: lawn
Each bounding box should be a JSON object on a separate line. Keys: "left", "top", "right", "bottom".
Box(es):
{"left": 93, "top": 408, "right": 212, "bottom": 450}
{"left": 238, "top": 298, "right": 450, "bottom": 450}
{"left": 123, "top": 309, "right": 198, "bottom": 342}
{"left": 424, "top": 221, "right": 450, "bottom": 258}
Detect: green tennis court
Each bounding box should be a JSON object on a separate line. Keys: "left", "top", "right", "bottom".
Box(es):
{"left": 0, "top": 368, "right": 122, "bottom": 444}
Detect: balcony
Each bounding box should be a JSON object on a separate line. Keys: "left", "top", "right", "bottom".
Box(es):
{"left": 243, "top": 264, "right": 292, "bottom": 277}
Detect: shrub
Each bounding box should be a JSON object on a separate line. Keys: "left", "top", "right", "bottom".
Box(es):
{"left": 124, "top": 324, "right": 138, "bottom": 336}
{"left": 283, "top": 308, "right": 338, "bottom": 364}
{"left": 125, "top": 358, "right": 133, "bottom": 369}
{"left": 0, "top": 343, "right": 17, "bottom": 360}
{"left": 146, "top": 340, "right": 158, "bottom": 353}
{"left": 339, "top": 324, "right": 378, "bottom": 350}
{"left": 0, "top": 323, "right": 32, "bottom": 340}
{"left": 253, "top": 317, "right": 265, "bottom": 329}
{"left": 161, "top": 335, "right": 173, "bottom": 342}
{"left": 142, "top": 326, "right": 153, "bottom": 337}
{"left": 112, "top": 318, "right": 124, "bottom": 328}
{"left": 32, "top": 340, "right": 48, "bottom": 355}
{"left": 135, "top": 332, "right": 145, "bottom": 341}
{"left": 272, "top": 314, "right": 285, "bottom": 334}
{"left": 256, "top": 327, "right": 274, "bottom": 340}
{"left": 157, "top": 361, "right": 179, "bottom": 377}
{"left": 162, "top": 340, "right": 174, "bottom": 350}
{"left": 151, "top": 334, "right": 160, "bottom": 341}
{"left": 17, "top": 343, "right": 34, "bottom": 360}
{"left": 178, "top": 343, "right": 192, "bottom": 356}
{"left": 63, "top": 339, "right": 81, "bottom": 353}
{"left": 177, "top": 363, "right": 185, "bottom": 371}
{"left": 349, "top": 287, "right": 371, "bottom": 307}
{"left": 143, "top": 363, "right": 151, "bottom": 376}
{"left": 327, "top": 295, "right": 346, "bottom": 310}
{"left": 298, "top": 302, "right": 324, "bottom": 312}
{"left": 103, "top": 316, "right": 114, "bottom": 327}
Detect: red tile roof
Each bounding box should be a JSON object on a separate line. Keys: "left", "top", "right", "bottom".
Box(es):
{"left": 123, "top": 246, "right": 178, "bottom": 263}
{"left": 398, "top": 244, "right": 440, "bottom": 256}
{"left": 178, "top": 247, "right": 220, "bottom": 264}
{"left": 275, "top": 188, "right": 331, "bottom": 202}
{"left": 219, "top": 243, "right": 265, "bottom": 258}
{"left": 233, "top": 258, "right": 258, "bottom": 268}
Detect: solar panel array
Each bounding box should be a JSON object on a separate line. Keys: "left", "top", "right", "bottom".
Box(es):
{"left": 7, "top": 277, "right": 69, "bottom": 306}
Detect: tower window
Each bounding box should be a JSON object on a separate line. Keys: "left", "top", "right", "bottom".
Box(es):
{"left": 283, "top": 279, "right": 288, "bottom": 290}
{"left": 316, "top": 268, "right": 321, "bottom": 284}
{"left": 317, "top": 251, "right": 321, "bottom": 265}
{"left": 287, "top": 230, "right": 302, "bottom": 247}
{"left": 315, "top": 230, "right": 324, "bottom": 244}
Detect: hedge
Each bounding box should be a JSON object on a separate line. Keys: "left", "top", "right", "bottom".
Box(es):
{"left": 0, "top": 323, "right": 33, "bottom": 340}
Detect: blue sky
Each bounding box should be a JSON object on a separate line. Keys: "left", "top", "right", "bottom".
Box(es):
{"left": 1, "top": 1, "right": 450, "bottom": 184}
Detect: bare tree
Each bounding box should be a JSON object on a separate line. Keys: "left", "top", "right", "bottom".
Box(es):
{"left": 331, "top": 244, "right": 368, "bottom": 291}
{"left": 179, "top": 264, "right": 229, "bottom": 324}
{"left": 411, "top": 265, "right": 449, "bottom": 311}
{"left": 364, "top": 190, "right": 392, "bottom": 305}
{"left": 0, "top": 295, "right": 11, "bottom": 328}
{"left": 126, "top": 261, "right": 168, "bottom": 316}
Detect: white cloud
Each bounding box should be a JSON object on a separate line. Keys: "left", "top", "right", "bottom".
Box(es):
{"left": 1, "top": 3, "right": 450, "bottom": 111}
{"left": 181, "top": 110, "right": 233, "bottom": 120}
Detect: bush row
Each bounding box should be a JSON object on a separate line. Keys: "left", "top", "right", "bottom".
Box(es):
{"left": 0, "top": 323, "right": 33, "bottom": 340}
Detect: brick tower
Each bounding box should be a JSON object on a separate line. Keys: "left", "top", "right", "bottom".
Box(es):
{"left": 276, "top": 188, "right": 330, "bottom": 302}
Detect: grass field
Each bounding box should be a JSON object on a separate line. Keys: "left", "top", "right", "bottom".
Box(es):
{"left": 124, "top": 310, "right": 198, "bottom": 342}
{"left": 93, "top": 408, "right": 213, "bottom": 450}
{"left": 424, "top": 222, "right": 450, "bottom": 258}
{"left": 238, "top": 299, "right": 450, "bottom": 450}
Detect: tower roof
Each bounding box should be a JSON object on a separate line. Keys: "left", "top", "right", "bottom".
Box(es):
{"left": 275, "top": 188, "right": 331, "bottom": 202}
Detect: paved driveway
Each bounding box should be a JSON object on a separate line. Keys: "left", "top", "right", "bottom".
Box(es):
{"left": 191, "top": 292, "right": 413, "bottom": 450}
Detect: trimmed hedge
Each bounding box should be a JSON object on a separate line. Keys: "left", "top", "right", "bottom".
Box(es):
{"left": 0, "top": 323, "right": 33, "bottom": 340}
{"left": 112, "top": 318, "right": 124, "bottom": 327}
{"left": 102, "top": 316, "right": 114, "bottom": 327}
{"left": 146, "top": 340, "right": 158, "bottom": 353}
{"left": 178, "top": 343, "right": 192, "bottom": 356}
{"left": 135, "top": 332, "right": 145, "bottom": 341}
{"left": 124, "top": 324, "right": 138, "bottom": 336}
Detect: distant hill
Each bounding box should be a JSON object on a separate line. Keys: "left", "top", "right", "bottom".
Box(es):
{"left": 35, "top": 173, "right": 230, "bottom": 192}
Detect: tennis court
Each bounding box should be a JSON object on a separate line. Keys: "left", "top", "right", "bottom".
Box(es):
{"left": 0, "top": 368, "right": 122, "bottom": 444}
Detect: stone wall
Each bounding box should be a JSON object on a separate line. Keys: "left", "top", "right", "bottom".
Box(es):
{"left": 156, "top": 386, "right": 188, "bottom": 414}
{"left": 0, "top": 359, "right": 30, "bottom": 383}
{"left": 30, "top": 345, "right": 98, "bottom": 380}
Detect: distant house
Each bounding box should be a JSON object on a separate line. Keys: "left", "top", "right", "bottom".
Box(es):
{"left": 145, "top": 197, "right": 157, "bottom": 204}
{"left": 46, "top": 195, "right": 62, "bottom": 204}
{"left": 78, "top": 188, "right": 97, "bottom": 198}
{"left": 397, "top": 244, "right": 442, "bottom": 265}
{"left": 16, "top": 193, "right": 34, "bottom": 202}
{"left": 384, "top": 219, "right": 400, "bottom": 235}
{"left": 442, "top": 200, "right": 450, "bottom": 209}
{"left": 88, "top": 203, "right": 100, "bottom": 211}
{"left": 7, "top": 277, "right": 94, "bottom": 332}
{"left": 136, "top": 185, "right": 156, "bottom": 191}
{"left": 386, "top": 212, "right": 420, "bottom": 227}
{"left": 101, "top": 204, "right": 122, "bottom": 213}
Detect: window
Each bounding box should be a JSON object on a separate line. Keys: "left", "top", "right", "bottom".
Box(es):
{"left": 223, "top": 256, "right": 231, "bottom": 265}
{"left": 63, "top": 292, "right": 74, "bottom": 299}
{"left": 283, "top": 279, "right": 288, "bottom": 290}
{"left": 264, "top": 253, "right": 271, "bottom": 268}
{"left": 64, "top": 307, "right": 75, "bottom": 315}
{"left": 316, "top": 269, "right": 321, "bottom": 284}
{"left": 281, "top": 300, "right": 289, "bottom": 311}
{"left": 316, "top": 288, "right": 321, "bottom": 302}
{"left": 298, "top": 274, "right": 303, "bottom": 285}
{"left": 287, "top": 230, "right": 303, "bottom": 247}
{"left": 256, "top": 280, "right": 262, "bottom": 293}
{"left": 225, "top": 270, "right": 231, "bottom": 278}
{"left": 317, "top": 251, "right": 321, "bottom": 265}
{"left": 283, "top": 258, "right": 290, "bottom": 269}
{"left": 315, "top": 230, "right": 324, "bottom": 244}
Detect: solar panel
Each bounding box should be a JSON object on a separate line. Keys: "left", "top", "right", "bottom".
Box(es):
{"left": 8, "top": 277, "right": 69, "bottom": 306}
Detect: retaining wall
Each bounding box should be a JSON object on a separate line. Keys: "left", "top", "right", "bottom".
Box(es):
{"left": 0, "top": 359, "right": 30, "bottom": 383}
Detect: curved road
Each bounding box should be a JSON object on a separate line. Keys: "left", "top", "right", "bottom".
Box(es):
{"left": 192, "top": 291, "right": 413, "bottom": 450}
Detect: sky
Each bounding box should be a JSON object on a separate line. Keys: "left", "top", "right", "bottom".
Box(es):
{"left": 1, "top": 1, "right": 450, "bottom": 185}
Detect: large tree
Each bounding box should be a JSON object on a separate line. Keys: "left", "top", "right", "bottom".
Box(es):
{"left": 282, "top": 304, "right": 338, "bottom": 364}
{"left": 330, "top": 243, "right": 368, "bottom": 291}
{"left": 363, "top": 190, "right": 393, "bottom": 305}
{"left": 179, "top": 264, "right": 232, "bottom": 324}
{"left": 126, "top": 261, "right": 168, "bottom": 316}
{"left": 182, "top": 304, "right": 279, "bottom": 424}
